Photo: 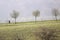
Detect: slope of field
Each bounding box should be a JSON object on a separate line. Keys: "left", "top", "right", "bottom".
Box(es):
{"left": 0, "top": 20, "right": 60, "bottom": 40}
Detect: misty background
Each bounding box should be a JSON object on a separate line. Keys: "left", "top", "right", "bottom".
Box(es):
{"left": 0, "top": 0, "right": 60, "bottom": 23}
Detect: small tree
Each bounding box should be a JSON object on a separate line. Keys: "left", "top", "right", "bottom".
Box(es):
{"left": 10, "top": 10, "right": 19, "bottom": 24}
{"left": 52, "top": 8, "right": 59, "bottom": 21}
{"left": 32, "top": 10, "right": 40, "bottom": 22}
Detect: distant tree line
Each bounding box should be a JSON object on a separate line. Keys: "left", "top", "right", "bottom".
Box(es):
{"left": 10, "top": 10, "right": 40, "bottom": 24}
{"left": 10, "top": 8, "right": 60, "bottom": 24}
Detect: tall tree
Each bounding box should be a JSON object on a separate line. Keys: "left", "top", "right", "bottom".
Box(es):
{"left": 32, "top": 10, "right": 40, "bottom": 22}
{"left": 10, "top": 10, "right": 19, "bottom": 24}
{"left": 52, "top": 8, "right": 59, "bottom": 21}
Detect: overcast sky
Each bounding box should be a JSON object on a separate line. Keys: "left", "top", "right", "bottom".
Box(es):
{"left": 0, "top": 0, "right": 60, "bottom": 22}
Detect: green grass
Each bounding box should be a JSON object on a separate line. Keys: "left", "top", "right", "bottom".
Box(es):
{"left": 0, "top": 20, "right": 60, "bottom": 40}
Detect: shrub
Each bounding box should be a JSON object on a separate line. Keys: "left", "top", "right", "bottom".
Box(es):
{"left": 34, "top": 27, "right": 59, "bottom": 40}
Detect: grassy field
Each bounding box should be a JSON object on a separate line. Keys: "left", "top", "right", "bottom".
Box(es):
{"left": 0, "top": 20, "right": 60, "bottom": 40}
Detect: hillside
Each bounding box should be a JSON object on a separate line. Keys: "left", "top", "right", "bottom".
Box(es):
{"left": 0, "top": 21, "right": 60, "bottom": 40}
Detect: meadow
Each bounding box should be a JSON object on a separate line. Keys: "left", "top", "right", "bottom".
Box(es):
{"left": 0, "top": 20, "right": 60, "bottom": 40}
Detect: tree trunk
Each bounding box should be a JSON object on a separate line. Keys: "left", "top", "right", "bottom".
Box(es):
{"left": 55, "top": 13, "right": 57, "bottom": 21}
{"left": 35, "top": 16, "right": 37, "bottom": 23}
{"left": 15, "top": 18, "right": 16, "bottom": 24}
{"left": 55, "top": 16, "right": 57, "bottom": 21}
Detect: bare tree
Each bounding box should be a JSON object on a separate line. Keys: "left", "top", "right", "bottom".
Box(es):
{"left": 32, "top": 10, "right": 40, "bottom": 22}
{"left": 10, "top": 10, "right": 19, "bottom": 24}
{"left": 52, "top": 8, "right": 59, "bottom": 21}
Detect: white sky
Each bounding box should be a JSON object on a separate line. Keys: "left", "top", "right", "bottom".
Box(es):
{"left": 0, "top": 0, "right": 60, "bottom": 22}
